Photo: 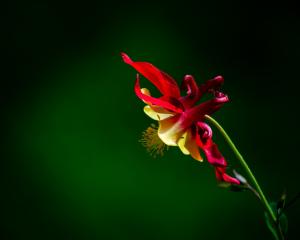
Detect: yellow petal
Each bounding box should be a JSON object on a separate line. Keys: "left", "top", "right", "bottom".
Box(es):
{"left": 141, "top": 88, "right": 151, "bottom": 96}
{"left": 178, "top": 131, "right": 190, "bottom": 154}
{"left": 140, "top": 88, "right": 151, "bottom": 104}
{"left": 178, "top": 129, "right": 203, "bottom": 161}
{"left": 158, "top": 116, "right": 185, "bottom": 146}
{"left": 144, "top": 105, "right": 174, "bottom": 121}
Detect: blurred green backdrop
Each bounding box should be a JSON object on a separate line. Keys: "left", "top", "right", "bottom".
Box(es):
{"left": 4, "top": 0, "right": 299, "bottom": 239}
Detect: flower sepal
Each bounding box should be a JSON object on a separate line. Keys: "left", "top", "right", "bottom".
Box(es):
{"left": 217, "top": 181, "right": 232, "bottom": 189}
{"left": 217, "top": 180, "right": 247, "bottom": 191}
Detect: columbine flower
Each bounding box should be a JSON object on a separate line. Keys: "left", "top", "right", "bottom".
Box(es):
{"left": 122, "top": 53, "right": 239, "bottom": 185}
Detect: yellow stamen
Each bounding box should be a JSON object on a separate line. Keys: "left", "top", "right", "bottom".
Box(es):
{"left": 139, "top": 124, "right": 169, "bottom": 157}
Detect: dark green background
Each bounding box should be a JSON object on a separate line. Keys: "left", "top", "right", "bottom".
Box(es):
{"left": 4, "top": 0, "right": 299, "bottom": 239}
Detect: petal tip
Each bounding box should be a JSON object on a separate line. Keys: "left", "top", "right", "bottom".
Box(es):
{"left": 213, "top": 75, "right": 225, "bottom": 86}
{"left": 195, "top": 156, "right": 204, "bottom": 162}
{"left": 214, "top": 75, "right": 224, "bottom": 82}
{"left": 121, "top": 52, "right": 133, "bottom": 64}
{"left": 184, "top": 74, "right": 194, "bottom": 80}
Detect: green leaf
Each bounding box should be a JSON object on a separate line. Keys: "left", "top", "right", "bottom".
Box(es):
{"left": 277, "top": 192, "right": 287, "bottom": 216}
{"left": 264, "top": 202, "right": 288, "bottom": 240}
{"left": 279, "top": 213, "right": 288, "bottom": 236}
{"left": 265, "top": 211, "right": 280, "bottom": 240}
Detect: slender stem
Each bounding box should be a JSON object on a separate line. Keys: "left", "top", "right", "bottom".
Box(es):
{"left": 204, "top": 115, "right": 277, "bottom": 223}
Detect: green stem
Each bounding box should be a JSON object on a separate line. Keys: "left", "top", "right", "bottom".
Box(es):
{"left": 204, "top": 115, "right": 277, "bottom": 223}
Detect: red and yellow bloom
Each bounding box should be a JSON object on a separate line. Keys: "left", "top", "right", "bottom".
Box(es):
{"left": 122, "top": 53, "right": 239, "bottom": 185}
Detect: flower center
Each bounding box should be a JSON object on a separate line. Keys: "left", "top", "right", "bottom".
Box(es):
{"left": 139, "top": 124, "right": 168, "bottom": 157}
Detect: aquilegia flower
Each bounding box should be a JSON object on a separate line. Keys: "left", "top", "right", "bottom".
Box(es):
{"left": 122, "top": 53, "right": 239, "bottom": 185}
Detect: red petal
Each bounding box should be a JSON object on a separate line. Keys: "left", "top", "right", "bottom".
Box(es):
{"left": 195, "top": 123, "right": 225, "bottom": 166}
{"left": 199, "top": 75, "right": 225, "bottom": 96}
{"left": 122, "top": 53, "right": 181, "bottom": 98}
{"left": 196, "top": 124, "right": 239, "bottom": 185}
{"left": 179, "top": 96, "right": 229, "bottom": 128}
{"left": 180, "top": 75, "right": 201, "bottom": 108}
{"left": 200, "top": 138, "right": 227, "bottom": 167}
{"left": 134, "top": 75, "right": 183, "bottom": 113}
{"left": 215, "top": 167, "right": 240, "bottom": 185}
